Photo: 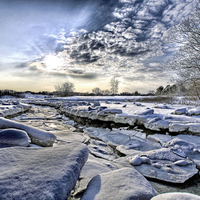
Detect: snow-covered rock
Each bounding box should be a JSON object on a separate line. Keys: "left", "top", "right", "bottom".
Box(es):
{"left": 0, "top": 128, "right": 30, "bottom": 147}
{"left": 116, "top": 137, "right": 161, "bottom": 156}
{"left": 134, "top": 102, "right": 143, "bottom": 106}
{"left": 187, "top": 107, "right": 200, "bottom": 116}
{"left": 154, "top": 104, "right": 170, "bottom": 109}
{"left": 151, "top": 192, "right": 200, "bottom": 200}
{"left": 174, "top": 134, "right": 200, "bottom": 146}
{"left": 147, "top": 134, "right": 172, "bottom": 146}
{"left": 92, "top": 101, "right": 100, "bottom": 107}
{"left": 188, "top": 124, "right": 200, "bottom": 134}
{"left": 164, "top": 138, "right": 200, "bottom": 168}
{"left": 114, "top": 114, "right": 137, "bottom": 125}
{"left": 98, "top": 108, "right": 122, "bottom": 115}
{"left": 144, "top": 119, "right": 170, "bottom": 131}
{"left": 70, "top": 155, "right": 119, "bottom": 199}
{"left": 81, "top": 168, "right": 156, "bottom": 200}
{"left": 84, "top": 128, "right": 130, "bottom": 147}
{"left": 173, "top": 108, "right": 187, "bottom": 115}
{"left": 169, "top": 123, "right": 189, "bottom": 132}
{"left": 88, "top": 139, "right": 116, "bottom": 160}
{"left": 0, "top": 117, "right": 56, "bottom": 147}
{"left": 134, "top": 109, "right": 154, "bottom": 115}
{"left": 0, "top": 143, "right": 88, "bottom": 200}
{"left": 129, "top": 155, "right": 143, "bottom": 165}
{"left": 128, "top": 148, "right": 198, "bottom": 183}
{"left": 0, "top": 103, "right": 31, "bottom": 117}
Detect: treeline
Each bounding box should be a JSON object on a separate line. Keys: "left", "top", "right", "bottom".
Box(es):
{"left": 0, "top": 90, "right": 24, "bottom": 98}
{"left": 0, "top": 84, "right": 184, "bottom": 98}
{"left": 0, "top": 90, "right": 54, "bottom": 98}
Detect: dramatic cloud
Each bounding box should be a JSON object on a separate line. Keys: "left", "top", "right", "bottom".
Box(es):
{"left": 38, "top": 0, "right": 196, "bottom": 80}
{"left": 0, "top": 0, "right": 198, "bottom": 92}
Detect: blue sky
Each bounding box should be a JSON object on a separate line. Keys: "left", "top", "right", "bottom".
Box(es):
{"left": 0, "top": 0, "right": 197, "bottom": 93}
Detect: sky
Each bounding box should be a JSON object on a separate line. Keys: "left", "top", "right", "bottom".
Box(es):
{"left": 0, "top": 0, "right": 198, "bottom": 93}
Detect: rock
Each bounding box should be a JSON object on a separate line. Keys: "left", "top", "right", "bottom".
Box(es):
{"left": 81, "top": 168, "right": 157, "bottom": 200}
{"left": 0, "top": 103, "right": 31, "bottom": 117}
{"left": 129, "top": 155, "right": 143, "bottom": 165}
{"left": 116, "top": 145, "right": 142, "bottom": 156}
{"left": 135, "top": 109, "right": 154, "bottom": 115}
{"left": 70, "top": 155, "right": 119, "bottom": 199}
{"left": 88, "top": 142, "right": 116, "bottom": 161}
{"left": 151, "top": 192, "right": 200, "bottom": 200}
{"left": 0, "top": 117, "right": 56, "bottom": 147}
{"left": 97, "top": 106, "right": 107, "bottom": 111}
{"left": 174, "top": 134, "right": 200, "bottom": 146}
{"left": 187, "top": 107, "right": 200, "bottom": 116}
{"left": 144, "top": 119, "right": 170, "bottom": 131}
{"left": 0, "top": 128, "right": 30, "bottom": 147}
{"left": 188, "top": 124, "right": 200, "bottom": 134}
{"left": 0, "top": 143, "right": 89, "bottom": 200}
{"left": 116, "top": 137, "right": 161, "bottom": 156}
{"left": 169, "top": 123, "right": 189, "bottom": 133}
{"left": 114, "top": 114, "right": 137, "bottom": 125}
{"left": 92, "top": 101, "right": 100, "bottom": 107}
{"left": 174, "top": 160, "right": 190, "bottom": 166}
{"left": 130, "top": 148, "right": 198, "bottom": 183}
{"left": 173, "top": 108, "right": 187, "bottom": 115}
{"left": 84, "top": 128, "right": 130, "bottom": 147}
{"left": 147, "top": 134, "right": 172, "bottom": 146}
{"left": 98, "top": 109, "right": 122, "bottom": 115}
{"left": 164, "top": 138, "right": 200, "bottom": 168}
{"left": 134, "top": 102, "right": 143, "bottom": 106}
{"left": 154, "top": 104, "right": 170, "bottom": 109}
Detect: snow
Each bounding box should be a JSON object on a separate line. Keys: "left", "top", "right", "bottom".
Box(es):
{"left": 1, "top": 95, "right": 200, "bottom": 197}
{"left": 16, "top": 96, "right": 200, "bottom": 135}
{"left": 0, "top": 144, "right": 88, "bottom": 200}
{"left": 0, "top": 117, "right": 56, "bottom": 147}
{"left": 151, "top": 193, "right": 200, "bottom": 200}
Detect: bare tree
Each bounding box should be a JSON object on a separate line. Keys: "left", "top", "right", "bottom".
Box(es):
{"left": 101, "top": 90, "right": 110, "bottom": 95}
{"left": 110, "top": 77, "right": 119, "bottom": 95}
{"left": 164, "top": 2, "right": 200, "bottom": 98}
{"left": 92, "top": 87, "right": 101, "bottom": 95}
{"left": 54, "top": 82, "right": 75, "bottom": 96}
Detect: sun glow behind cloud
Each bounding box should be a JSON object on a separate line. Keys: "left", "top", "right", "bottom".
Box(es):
{"left": 43, "top": 55, "right": 65, "bottom": 71}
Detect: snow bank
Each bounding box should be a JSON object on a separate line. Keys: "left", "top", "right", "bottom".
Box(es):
{"left": 0, "top": 117, "right": 56, "bottom": 147}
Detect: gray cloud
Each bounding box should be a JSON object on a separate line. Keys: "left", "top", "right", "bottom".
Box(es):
{"left": 15, "top": 63, "right": 29, "bottom": 69}
{"left": 122, "top": 75, "right": 146, "bottom": 81}
{"left": 57, "top": 0, "right": 197, "bottom": 81}
{"left": 68, "top": 72, "right": 99, "bottom": 80}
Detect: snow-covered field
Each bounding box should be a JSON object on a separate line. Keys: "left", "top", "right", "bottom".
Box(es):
{"left": 0, "top": 95, "right": 200, "bottom": 199}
